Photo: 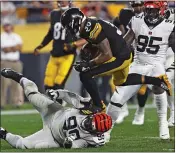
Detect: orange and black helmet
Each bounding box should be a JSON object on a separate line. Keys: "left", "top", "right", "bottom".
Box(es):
{"left": 81, "top": 113, "right": 112, "bottom": 134}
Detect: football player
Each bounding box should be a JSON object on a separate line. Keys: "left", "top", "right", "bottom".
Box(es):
{"left": 60, "top": 7, "right": 171, "bottom": 115}
{"left": 106, "top": 1, "right": 175, "bottom": 140}
{"left": 131, "top": 1, "right": 175, "bottom": 126}
{"left": 0, "top": 68, "right": 112, "bottom": 149}
{"left": 113, "top": 0, "right": 147, "bottom": 124}
{"left": 34, "top": 1, "right": 86, "bottom": 105}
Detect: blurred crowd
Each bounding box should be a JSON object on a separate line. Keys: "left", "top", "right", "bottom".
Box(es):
{"left": 1, "top": 1, "right": 127, "bottom": 25}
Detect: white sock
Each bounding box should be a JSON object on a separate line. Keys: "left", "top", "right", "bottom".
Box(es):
{"left": 168, "top": 95, "right": 175, "bottom": 117}
{"left": 6, "top": 133, "right": 23, "bottom": 148}
{"left": 154, "top": 92, "right": 168, "bottom": 125}
{"left": 136, "top": 105, "right": 145, "bottom": 115}
{"left": 106, "top": 103, "right": 122, "bottom": 125}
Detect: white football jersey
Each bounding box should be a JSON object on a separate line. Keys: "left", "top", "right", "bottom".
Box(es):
{"left": 51, "top": 108, "right": 105, "bottom": 147}
{"left": 131, "top": 14, "right": 175, "bottom": 65}
{"left": 165, "top": 8, "right": 175, "bottom": 21}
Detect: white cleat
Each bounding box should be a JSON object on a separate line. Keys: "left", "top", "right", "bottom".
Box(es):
{"left": 168, "top": 116, "right": 175, "bottom": 128}
{"left": 159, "top": 123, "right": 170, "bottom": 140}
{"left": 115, "top": 110, "right": 129, "bottom": 124}
{"left": 132, "top": 113, "right": 144, "bottom": 125}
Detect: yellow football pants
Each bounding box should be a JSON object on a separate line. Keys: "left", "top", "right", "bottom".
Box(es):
{"left": 44, "top": 54, "right": 75, "bottom": 87}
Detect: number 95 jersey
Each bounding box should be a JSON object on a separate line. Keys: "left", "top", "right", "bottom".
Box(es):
{"left": 130, "top": 15, "right": 175, "bottom": 65}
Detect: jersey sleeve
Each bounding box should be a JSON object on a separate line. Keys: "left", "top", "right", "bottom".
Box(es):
{"left": 80, "top": 17, "right": 105, "bottom": 44}
{"left": 71, "top": 139, "right": 88, "bottom": 148}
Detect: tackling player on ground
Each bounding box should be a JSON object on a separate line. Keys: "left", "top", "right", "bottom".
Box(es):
{"left": 34, "top": 1, "right": 86, "bottom": 105}
{"left": 60, "top": 7, "right": 172, "bottom": 115}
{"left": 106, "top": 1, "right": 175, "bottom": 140}
{"left": 0, "top": 68, "right": 112, "bottom": 149}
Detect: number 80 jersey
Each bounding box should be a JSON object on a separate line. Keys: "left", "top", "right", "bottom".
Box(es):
{"left": 131, "top": 14, "right": 175, "bottom": 65}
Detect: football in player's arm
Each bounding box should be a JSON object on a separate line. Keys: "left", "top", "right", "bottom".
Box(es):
{"left": 61, "top": 8, "right": 172, "bottom": 115}
{"left": 0, "top": 68, "right": 112, "bottom": 149}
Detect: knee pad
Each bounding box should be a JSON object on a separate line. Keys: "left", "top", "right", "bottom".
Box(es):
{"left": 111, "top": 89, "right": 124, "bottom": 106}
{"left": 21, "top": 78, "right": 38, "bottom": 97}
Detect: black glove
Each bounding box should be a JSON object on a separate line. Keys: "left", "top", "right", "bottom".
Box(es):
{"left": 73, "top": 61, "right": 91, "bottom": 72}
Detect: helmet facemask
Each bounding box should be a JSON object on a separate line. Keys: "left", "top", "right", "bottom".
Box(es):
{"left": 144, "top": 8, "right": 161, "bottom": 24}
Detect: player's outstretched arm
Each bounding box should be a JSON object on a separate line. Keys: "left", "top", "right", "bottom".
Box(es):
{"left": 123, "top": 28, "right": 135, "bottom": 47}
{"left": 47, "top": 89, "right": 89, "bottom": 109}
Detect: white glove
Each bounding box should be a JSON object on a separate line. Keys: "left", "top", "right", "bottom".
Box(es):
{"left": 46, "top": 89, "right": 59, "bottom": 101}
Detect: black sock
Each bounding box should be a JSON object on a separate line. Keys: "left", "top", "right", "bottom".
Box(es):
{"left": 137, "top": 90, "right": 148, "bottom": 107}
{"left": 80, "top": 73, "right": 102, "bottom": 107}
{"left": 121, "top": 73, "right": 161, "bottom": 86}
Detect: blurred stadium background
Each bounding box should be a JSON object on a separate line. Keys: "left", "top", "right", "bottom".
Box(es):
{"left": 1, "top": 1, "right": 175, "bottom": 108}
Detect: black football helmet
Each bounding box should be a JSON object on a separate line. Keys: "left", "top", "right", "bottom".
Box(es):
{"left": 61, "top": 7, "right": 85, "bottom": 36}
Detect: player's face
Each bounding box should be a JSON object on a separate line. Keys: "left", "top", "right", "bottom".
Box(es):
{"left": 132, "top": 4, "right": 144, "bottom": 14}
{"left": 57, "top": 1, "right": 70, "bottom": 10}
{"left": 145, "top": 8, "right": 160, "bottom": 24}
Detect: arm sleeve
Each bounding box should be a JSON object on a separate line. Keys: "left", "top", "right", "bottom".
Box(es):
{"left": 56, "top": 90, "right": 89, "bottom": 109}
{"left": 15, "top": 34, "right": 23, "bottom": 45}
{"left": 71, "top": 139, "right": 88, "bottom": 148}
{"left": 168, "top": 27, "right": 175, "bottom": 53}
{"left": 40, "top": 12, "right": 53, "bottom": 46}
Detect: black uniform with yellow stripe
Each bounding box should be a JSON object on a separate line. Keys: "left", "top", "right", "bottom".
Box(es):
{"left": 41, "top": 9, "right": 76, "bottom": 90}
{"left": 80, "top": 17, "right": 132, "bottom": 85}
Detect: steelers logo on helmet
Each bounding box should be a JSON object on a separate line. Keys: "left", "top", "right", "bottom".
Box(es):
{"left": 81, "top": 113, "right": 112, "bottom": 134}
{"left": 144, "top": 1, "right": 165, "bottom": 25}
{"left": 61, "top": 7, "right": 85, "bottom": 37}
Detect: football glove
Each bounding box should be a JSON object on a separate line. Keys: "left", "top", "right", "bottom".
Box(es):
{"left": 46, "top": 89, "right": 60, "bottom": 102}
{"left": 64, "top": 42, "right": 77, "bottom": 51}
{"left": 63, "top": 135, "right": 76, "bottom": 148}
{"left": 73, "top": 61, "right": 91, "bottom": 72}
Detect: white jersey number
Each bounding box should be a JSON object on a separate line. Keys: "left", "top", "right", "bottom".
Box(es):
{"left": 137, "top": 35, "right": 162, "bottom": 54}
{"left": 53, "top": 22, "right": 66, "bottom": 40}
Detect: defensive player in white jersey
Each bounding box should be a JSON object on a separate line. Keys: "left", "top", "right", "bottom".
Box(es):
{"left": 106, "top": 1, "right": 175, "bottom": 141}
{"left": 131, "top": 1, "right": 175, "bottom": 126}
{"left": 0, "top": 68, "right": 112, "bottom": 149}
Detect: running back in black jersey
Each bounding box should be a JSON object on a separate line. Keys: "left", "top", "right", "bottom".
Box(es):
{"left": 80, "top": 17, "right": 131, "bottom": 60}
{"left": 50, "top": 10, "right": 76, "bottom": 57}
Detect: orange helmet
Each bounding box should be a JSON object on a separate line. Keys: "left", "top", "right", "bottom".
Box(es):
{"left": 81, "top": 113, "right": 112, "bottom": 134}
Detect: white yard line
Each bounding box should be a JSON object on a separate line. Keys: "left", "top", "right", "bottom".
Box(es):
{"left": 1, "top": 104, "right": 156, "bottom": 116}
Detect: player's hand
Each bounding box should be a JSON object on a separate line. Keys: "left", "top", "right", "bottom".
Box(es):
{"left": 34, "top": 44, "right": 43, "bottom": 56}
{"left": 63, "top": 136, "right": 76, "bottom": 148}
{"left": 46, "top": 89, "right": 59, "bottom": 101}
{"left": 73, "top": 61, "right": 91, "bottom": 72}
{"left": 64, "top": 42, "right": 76, "bottom": 52}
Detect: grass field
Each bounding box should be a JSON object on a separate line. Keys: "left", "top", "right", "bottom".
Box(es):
{"left": 1, "top": 108, "right": 175, "bottom": 152}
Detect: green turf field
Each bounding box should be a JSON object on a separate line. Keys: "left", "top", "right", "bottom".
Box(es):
{"left": 1, "top": 108, "right": 175, "bottom": 152}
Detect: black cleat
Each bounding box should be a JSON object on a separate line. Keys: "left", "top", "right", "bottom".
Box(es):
{"left": 1, "top": 68, "right": 23, "bottom": 83}
{"left": 0, "top": 127, "right": 7, "bottom": 140}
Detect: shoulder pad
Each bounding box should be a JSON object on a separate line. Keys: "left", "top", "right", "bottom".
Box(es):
{"left": 164, "top": 19, "right": 175, "bottom": 24}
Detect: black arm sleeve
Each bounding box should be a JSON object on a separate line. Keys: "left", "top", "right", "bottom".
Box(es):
{"left": 168, "top": 27, "right": 175, "bottom": 53}
{"left": 40, "top": 27, "right": 53, "bottom": 47}
{"left": 113, "top": 17, "right": 122, "bottom": 28}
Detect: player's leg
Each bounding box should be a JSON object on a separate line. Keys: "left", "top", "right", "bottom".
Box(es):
{"left": 1, "top": 127, "right": 60, "bottom": 149}
{"left": 54, "top": 54, "right": 75, "bottom": 105}
{"left": 44, "top": 56, "right": 58, "bottom": 91}
{"left": 1, "top": 68, "right": 64, "bottom": 122}
{"left": 151, "top": 63, "right": 170, "bottom": 139}
{"left": 132, "top": 86, "right": 148, "bottom": 125}
{"left": 105, "top": 85, "right": 141, "bottom": 142}
{"left": 166, "top": 61, "right": 175, "bottom": 127}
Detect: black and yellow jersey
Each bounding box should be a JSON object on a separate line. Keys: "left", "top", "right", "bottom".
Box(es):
{"left": 80, "top": 17, "right": 131, "bottom": 60}
{"left": 42, "top": 9, "right": 76, "bottom": 57}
